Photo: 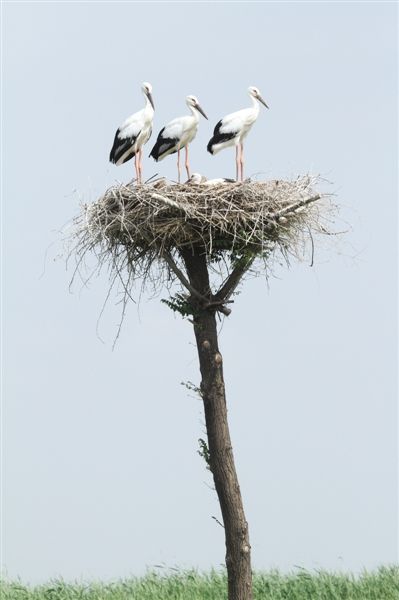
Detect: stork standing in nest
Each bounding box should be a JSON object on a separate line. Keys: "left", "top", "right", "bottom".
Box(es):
{"left": 109, "top": 82, "right": 155, "bottom": 184}
{"left": 207, "top": 86, "right": 269, "bottom": 182}
{"left": 149, "top": 95, "right": 208, "bottom": 183}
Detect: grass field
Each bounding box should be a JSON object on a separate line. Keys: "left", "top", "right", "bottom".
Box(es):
{"left": 1, "top": 567, "right": 398, "bottom": 600}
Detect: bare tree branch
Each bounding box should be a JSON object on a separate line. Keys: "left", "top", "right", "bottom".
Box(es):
{"left": 214, "top": 256, "right": 255, "bottom": 304}
{"left": 162, "top": 250, "right": 203, "bottom": 299}
{"left": 162, "top": 250, "right": 231, "bottom": 316}
{"left": 274, "top": 194, "right": 321, "bottom": 219}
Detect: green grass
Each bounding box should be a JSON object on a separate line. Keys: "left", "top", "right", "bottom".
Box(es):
{"left": 1, "top": 567, "right": 398, "bottom": 600}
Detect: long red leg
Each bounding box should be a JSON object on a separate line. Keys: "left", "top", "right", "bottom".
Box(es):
{"left": 138, "top": 148, "right": 143, "bottom": 184}
{"left": 240, "top": 143, "right": 244, "bottom": 182}
{"left": 134, "top": 152, "right": 139, "bottom": 183}
{"left": 235, "top": 145, "right": 240, "bottom": 181}
{"left": 185, "top": 145, "right": 190, "bottom": 179}
{"left": 177, "top": 148, "right": 181, "bottom": 183}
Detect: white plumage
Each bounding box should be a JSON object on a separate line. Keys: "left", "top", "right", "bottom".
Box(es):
{"left": 150, "top": 95, "right": 208, "bottom": 183}
{"left": 207, "top": 86, "right": 269, "bottom": 181}
{"left": 187, "top": 173, "right": 235, "bottom": 186}
{"left": 109, "top": 82, "right": 154, "bottom": 184}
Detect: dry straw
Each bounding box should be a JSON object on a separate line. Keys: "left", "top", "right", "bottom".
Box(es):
{"left": 68, "top": 174, "right": 336, "bottom": 317}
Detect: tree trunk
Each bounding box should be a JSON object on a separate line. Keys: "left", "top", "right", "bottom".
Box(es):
{"left": 181, "top": 247, "right": 253, "bottom": 600}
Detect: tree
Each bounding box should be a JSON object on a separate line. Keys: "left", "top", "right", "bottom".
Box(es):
{"left": 70, "top": 175, "right": 333, "bottom": 600}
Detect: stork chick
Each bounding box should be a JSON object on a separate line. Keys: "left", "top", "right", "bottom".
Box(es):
{"left": 186, "top": 173, "right": 207, "bottom": 184}
{"left": 186, "top": 173, "right": 235, "bottom": 186}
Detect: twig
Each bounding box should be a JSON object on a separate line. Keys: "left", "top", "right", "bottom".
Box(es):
{"left": 212, "top": 516, "right": 225, "bottom": 529}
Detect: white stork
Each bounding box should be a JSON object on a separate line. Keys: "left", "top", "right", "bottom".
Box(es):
{"left": 207, "top": 86, "right": 269, "bottom": 181}
{"left": 186, "top": 173, "right": 207, "bottom": 184}
{"left": 109, "top": 82, "right": 154, "bottom": 184}
{"left": 187, "top": 173, "right": 235, "bottom": 185}
{"left": 149, "top": 95, "right": 208, "bottom": 183}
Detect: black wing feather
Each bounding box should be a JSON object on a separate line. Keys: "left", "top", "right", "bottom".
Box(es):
{"left": 149, "top": 127, "right": 178, "bottom": 161}
{"left": 207, "top": 119, "right": 237, "bottom": 155}
{"left": 109, "top": 128, "right": 139, "bottom": 164}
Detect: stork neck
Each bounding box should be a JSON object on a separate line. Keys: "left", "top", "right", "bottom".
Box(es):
{"left": 144, "top": 95, "right": 154, "bottom": 115}
{"left": 189, "top": 105, "right": 200, "bottom": 121}
{"left": 250, "top": 95, "right": 260, "bottom": 115}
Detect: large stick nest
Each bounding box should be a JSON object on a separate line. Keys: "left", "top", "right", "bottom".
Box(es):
{"left": 74, "top": 175, "right": 332, "bottom": 258}
{"left": 69, "top": 175, "right": 336, "bottom": 322}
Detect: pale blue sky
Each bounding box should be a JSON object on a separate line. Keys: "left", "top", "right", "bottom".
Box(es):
{"left": 2, "top": 0, "right": 398, "bottom": 584}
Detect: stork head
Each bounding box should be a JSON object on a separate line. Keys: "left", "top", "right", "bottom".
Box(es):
{"left": 248, "top": 86, "right": 269, "bottom": 109}
{"left": 186, "top": 95, "right": 208, "bottom": 120}
{"left": 142, "top": 82, "right": 155, "bottom": 109}
{"left": 188, "top": 173, "right": 206, "bottom": 184}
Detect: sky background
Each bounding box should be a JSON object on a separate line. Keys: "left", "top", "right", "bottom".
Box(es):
{"left": 2, "top": 0, "right": 398, "bottom": 584}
